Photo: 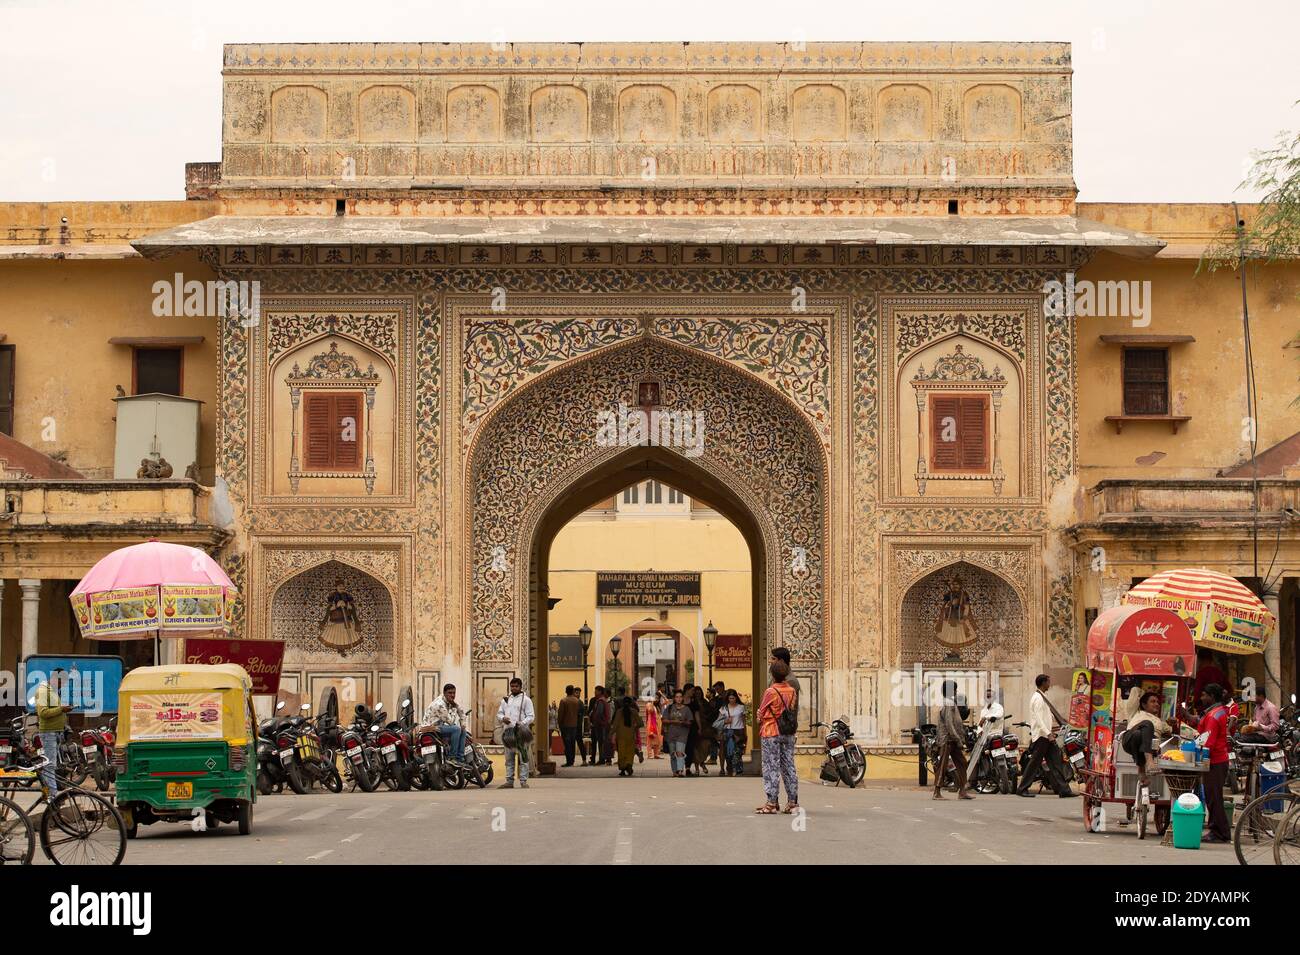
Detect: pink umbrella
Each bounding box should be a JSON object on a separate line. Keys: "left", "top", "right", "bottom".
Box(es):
{"left": 70, "top": 540, "right": 237, "bottom": 640}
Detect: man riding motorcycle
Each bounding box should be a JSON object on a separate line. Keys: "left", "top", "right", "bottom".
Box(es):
{"left": 422, "top": 683, "right": 469, "bottom": 767}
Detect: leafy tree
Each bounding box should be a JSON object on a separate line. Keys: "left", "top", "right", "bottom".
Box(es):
{"left": 605, "top": 657, "right": 630, "bottom": 698}
{"left": 1202, "top": 121, "right": 1300, "bottom": 270}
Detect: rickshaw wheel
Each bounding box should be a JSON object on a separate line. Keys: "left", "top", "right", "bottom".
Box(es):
{"left": 1137, "top": 803, "right": 1149, "bottom": 839}
{"left": 237, "top": 796, "right": 252, "bottom": 836}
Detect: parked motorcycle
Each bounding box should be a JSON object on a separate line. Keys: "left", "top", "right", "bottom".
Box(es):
{"left": 80, "top": 719, "right": 118, "bottom": 790}
{"left": 814, "top": 717, "right": 866, "bottom": 787}
{"left": 413, "top": 724, "right": 454, "bottom": 791}
{"left": 256, "top": 700, "right": 294, "bottom": 795}
{"left": 967, "top": 712, "right": 1014, "bottom": 794}
{"left": 459, "top": 736, "right": 494, "bottom": 788}
{"left": 278, "top": 704, "right": 342, "bottom": 794}
{"left": 372, "top": 699, "right": 417, "bottom": 791}
{"left": 340, "top": 708, "right": 380, "bottom": 792}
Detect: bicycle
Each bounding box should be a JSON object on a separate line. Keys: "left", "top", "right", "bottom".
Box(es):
{"left": 1233, "top": 778, "right": 1300, "bottom": 865}
{"left": 0, "top": 755, "right": 126, "bottom": 865}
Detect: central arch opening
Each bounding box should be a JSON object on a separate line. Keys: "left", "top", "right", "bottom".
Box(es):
{"left": 530, "top": 444, "right": 767, "bottom": 773}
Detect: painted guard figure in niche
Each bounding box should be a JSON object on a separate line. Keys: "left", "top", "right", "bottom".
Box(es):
{"left": 319, "top": 578, "right": 363, "bottom": 655}
{"left": 935, "top": 576, "right": 978, "bottom": 648}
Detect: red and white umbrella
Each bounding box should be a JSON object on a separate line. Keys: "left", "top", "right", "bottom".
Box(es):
{"left": 1121, "top": 568, "right": 1274, "bottom": 655}
{"left": 70, "top": 540, "right": 237, "bottom": 640}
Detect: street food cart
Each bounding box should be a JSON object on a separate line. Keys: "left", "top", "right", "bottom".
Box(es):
{"left": 1077, "top": 604, "right": 1198, "bottom": 840}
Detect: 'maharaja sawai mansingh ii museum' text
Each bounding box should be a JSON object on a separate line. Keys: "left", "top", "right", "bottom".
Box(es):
{"left": 1, "top": 42, "right": 1298, "bottom": 775}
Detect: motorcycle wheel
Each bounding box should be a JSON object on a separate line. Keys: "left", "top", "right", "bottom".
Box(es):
{"left": 393, "top": 760, "right": 411, "bottom": 792}
{"left": 832, "top": 754, "right": 855, "bottom": 788}
{"left": 323, "top": 763, "right": 343, "bottom": 794}
{"left": 973, "top": 760, "right": 999, "bottom": 794}
{"left": 60, "top": 750, "right": 89, "bottom": 787}
{"left": 847, "top": 746, "right": 866, "bottom": 787}
{"left": 425, "top": 757, "right": 445, "bottom": 791}
{"left": 354, "top": 759, "right": 378, "bottom": 793}
{"left": 286, "top": 761, "right": 309, "bottom": 795}
{"left": 472, "top": 758, "right": 493, "bottom": 788}
{"left": 994, "top": 759, "right": 1011, "bottom": 794}
{"left": 256, "top": 768, "right": 274, "bottom": 796}
{"left": 917, "top": 746, "right": 928, "bottom": 787}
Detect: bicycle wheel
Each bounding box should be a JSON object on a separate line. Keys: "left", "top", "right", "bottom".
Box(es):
{"left": 1234, "top": 789, "right": 1300, "bottom": 865}
{"left": 0, "top": 796, "right": 35, "bottom": 864}
{"left": 39, "top": 788, "right": 126, "bottom": 865}
{"left": 1273, "top": 800, "right": 1300, "bottom": 865}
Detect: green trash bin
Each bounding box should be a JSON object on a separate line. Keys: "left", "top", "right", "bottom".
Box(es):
{"left": 1172, "top": 792, "right": 1204, "bottom": 849}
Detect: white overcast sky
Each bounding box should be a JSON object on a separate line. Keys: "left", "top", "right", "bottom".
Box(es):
{"left": 0, "top": 0, "right": 1295, "bottom": 203}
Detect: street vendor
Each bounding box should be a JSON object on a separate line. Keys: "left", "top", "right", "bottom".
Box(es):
{"left": 1120, "top": 691, "right": 1170, "bottom": 780}
{"left": 1237, "top": 684, "right": 1280, "bottom": 743}
{"left": 1179, "top": 683, "right": 1232, "bottom": 843}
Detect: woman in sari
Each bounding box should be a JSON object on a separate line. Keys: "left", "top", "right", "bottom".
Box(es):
{"left": 612, "top": 696, "right": 643, "bottom": 776}
{"left": 644, "top": 697, "right": 662, "bottom": 759}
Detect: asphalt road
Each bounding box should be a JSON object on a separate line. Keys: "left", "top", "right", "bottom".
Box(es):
{"left": 102, "top": 765, "right": 1236, "bottom": 866}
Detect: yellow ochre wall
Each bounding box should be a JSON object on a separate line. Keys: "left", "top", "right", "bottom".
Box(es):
{"left": 544, "top": 507, "right": 753, "bottom": 712}
{"left": 0, "top": 252, "right": 220, "bottom": 481}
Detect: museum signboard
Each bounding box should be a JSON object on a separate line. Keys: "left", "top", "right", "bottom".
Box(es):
{"left": 596, "top": 572, "right": 701, "bottom": 608}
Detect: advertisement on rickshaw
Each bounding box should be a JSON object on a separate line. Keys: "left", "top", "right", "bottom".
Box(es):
{"left": 128, "top": 692, "right": 225, "bottom": 741}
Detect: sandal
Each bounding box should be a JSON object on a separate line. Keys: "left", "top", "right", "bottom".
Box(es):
{"left": 755, "top": 803, "right": 780, "bottom": 814}
{"left": 782, "top": 803, "right": 799, "bottom": 814}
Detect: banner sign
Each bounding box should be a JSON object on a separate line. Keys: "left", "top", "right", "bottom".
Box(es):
{"left": 713, "top": 634, "right": 752, "bottom": 669}
{"left": 596, "top": 572, "right": 701, "bottom": 608}
{"left": 89, "top": 587, "right": 158, "bottom": 636}
{"left": 183, "top": 637, "right": 285, "bottom": 695}
{"left": 23, "top": 655, "right": 125, "bottom": 715}
{"left": 547, "top": 635, "right": 584, "bottom": 670}
{"left": 128, "top": 692, "right": 224, "bottom": 741}
{"left": 1067, "top": 668, "right": 1092, "bottom": 730}
{"left": 162, "top": 585, "right": 226, "bottom": 631}
{"left": 1122, "top": 594, "right": 1273, "bottom": 655}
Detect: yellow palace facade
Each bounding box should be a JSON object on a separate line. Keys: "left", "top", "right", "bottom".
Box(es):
{"left": 1, "top": 42, "right": 1298, "bottom": 775}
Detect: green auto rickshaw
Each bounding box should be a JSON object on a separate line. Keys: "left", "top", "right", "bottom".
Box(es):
{"left": 115, "top": 663, "right": 257, "bottom": 838}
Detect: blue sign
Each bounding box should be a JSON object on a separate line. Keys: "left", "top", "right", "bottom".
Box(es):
{"left": 23, "top": 655, "right": 124, "bottom": 716}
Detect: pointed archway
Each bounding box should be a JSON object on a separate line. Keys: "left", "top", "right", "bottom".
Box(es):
{"left": 465, "top": 336, "right": 827, "bottom": 740}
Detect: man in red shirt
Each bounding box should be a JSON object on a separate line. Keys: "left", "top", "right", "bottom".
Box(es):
{"left": 1182, "top": 683, "right": 1232, "bottom": 842}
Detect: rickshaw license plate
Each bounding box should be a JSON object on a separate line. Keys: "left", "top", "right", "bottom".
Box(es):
{"left": 166, "top": 782, "right": 193, "bottom": 800}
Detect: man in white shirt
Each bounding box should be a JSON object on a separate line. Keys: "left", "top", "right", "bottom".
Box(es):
{"left": 422, "top": 683, "right": 468, "bottom": 765}
{"left": 1015, "top": 673, "right": 1073, "bottom": 798}
{"left": 497, "top": 678, "right": 535, "bottom": 789}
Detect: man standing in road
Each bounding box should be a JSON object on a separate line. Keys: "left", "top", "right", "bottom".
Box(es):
{"left": 933, "top": 679, "right": 974, "bottom": 800}
{"left": 557, "top": 685, "right": 586, "bottom": 767}
{"left": 1016, "top": 673, "right": 1073, "bottom": 798}
{"left": 497, "top": 678, "right": 535, "bottom": 789}
{"left": 34, "top": 668, "right": 73, "bottom": 795}
{"left": 588, "top": 685, "right": 611, "bottom": 766}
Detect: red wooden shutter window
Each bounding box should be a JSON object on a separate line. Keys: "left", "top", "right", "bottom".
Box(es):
{"left": 929, "top": 394, "right": 990, "bottom": 473}
{"left": 1122, "top": 348, "right": 1169, "bottom": 415}
{"left": 302, "top": 392, "right": 363, "bottom": 471}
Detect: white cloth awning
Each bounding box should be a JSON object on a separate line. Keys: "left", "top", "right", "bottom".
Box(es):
{"left": 133, "top": 214, "right": 1165, "bottom": 258}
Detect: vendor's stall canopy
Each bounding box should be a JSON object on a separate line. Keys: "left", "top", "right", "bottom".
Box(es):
{"left": 132, "top": 214, "right": 1165, "bottom": 258}
{"left": 1086, "top": 605, "right": 1196, "bottom": 678}
{"left": 1121, "top": 568, "right": 1275, "bottom": 656}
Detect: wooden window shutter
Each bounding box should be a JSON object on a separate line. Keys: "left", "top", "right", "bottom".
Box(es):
{"left": 958, "top": 396, "right": 989, "bottom": 470}
{"left": 303, "top": 394, "right": 334, "bottom": 470}
{"left": 333, "top": 393, "right": 362, "bottom": 469}
{"left": 1122, "top": 348, "right": 1169, "bottom": 415}
{"left": 929, "top": 396, "right": 962, "bottom": 470}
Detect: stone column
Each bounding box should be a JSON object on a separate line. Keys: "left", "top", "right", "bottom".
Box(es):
{"left": 19, "top": 579, "right": 41, "bottom": 660}
{"left": 1263, "top": 587, "right": 1282, "bottom": 703}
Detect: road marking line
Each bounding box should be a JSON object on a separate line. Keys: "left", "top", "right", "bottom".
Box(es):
{"left": 949, "top": 832, "right": 972, "bottom": 844}
{"left": 291, "top": 805, "right": 336, "bottom": 822}
{"left": 306, "top": 849, "right": 334, "bottom": 861}
{"left": 979, "top": 848, "right": 1006, "bottom": 863}
{"left": 254, "top": 807, "right": 290, "bottom": 823}
{"left": 613, "top": 826, "right": 633, "bottom": 865}
{"left": 402, "top": 807, "right": 433, "bottom": 820}
{"left": 340, "top": 832, "right": 363, "bottom": 843}
{"left": 347, "top": 805, "right": 386, "bottom": 820}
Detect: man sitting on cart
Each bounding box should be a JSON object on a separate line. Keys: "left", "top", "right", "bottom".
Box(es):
{"left": 1120, "top": 691, "right": 1169, "bottom": 784}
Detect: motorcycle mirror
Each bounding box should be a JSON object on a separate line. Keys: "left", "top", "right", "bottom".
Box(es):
{"left": 402, "top": 699, "right": 411, "bottom": 710}
{"left": 370, "top": 724, "right": 379, "bottom": 733}
{"left": 1293, "top": 694, "right": 1297, "bottom": 705}
{"left": 275, "top": 701, "right": 285, "bottom": 712}
{"left": 376, "top": 702, "right": 384, "bottom": 710}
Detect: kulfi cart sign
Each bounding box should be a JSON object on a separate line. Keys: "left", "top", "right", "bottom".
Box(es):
{"left": 128, "top": 692, "right": 224, "bottom": 741}
{"left": 1120, "top": 568, "right": 1275, "bottom": 655}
